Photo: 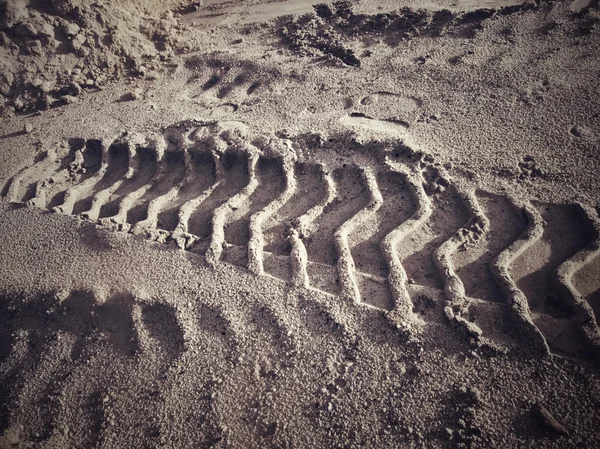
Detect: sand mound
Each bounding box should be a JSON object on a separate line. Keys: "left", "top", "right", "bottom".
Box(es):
{"left": 0, "top": 0, "right": 189, "bottom": 115}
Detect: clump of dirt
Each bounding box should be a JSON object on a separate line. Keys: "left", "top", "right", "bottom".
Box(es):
{"left": 278, "top": 0, "right": 538, "bottom": 67}
{"left": 279, "top": 6, "right": 362, "bottom": 67}
{"left": 0, "top": 0, "right": 189, "bottom": 116}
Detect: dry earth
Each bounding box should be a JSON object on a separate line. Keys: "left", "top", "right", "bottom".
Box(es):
{"left": 0, "top": 0, "right": 599, "bottom": 448}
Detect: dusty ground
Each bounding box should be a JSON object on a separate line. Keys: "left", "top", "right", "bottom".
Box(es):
{"left": 0, "top": 0, "right": 599, "bottom": 448}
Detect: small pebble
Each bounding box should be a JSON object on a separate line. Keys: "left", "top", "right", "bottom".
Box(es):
{"left": 40, "top": 81, "right": 53, "bottom": 93}
{"left": 121, "top": 90, "right": 140, "bottom": 101}
{"left": 64, "top": 22, "right": 81, "bottom": 37}
{"left": 24, "top": 123, "right": 33, "bottom": 133}
{"left": 61, "top": 95, "right": 78, "bottom": 104}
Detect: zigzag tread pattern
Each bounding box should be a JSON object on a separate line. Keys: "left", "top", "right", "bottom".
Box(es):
{"left": 3, "top": 121, "right": 599, "bottom": 361}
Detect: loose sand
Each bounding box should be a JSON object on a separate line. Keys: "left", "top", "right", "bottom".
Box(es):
{"left": 0, "top": 0, "right": 599, "bottom": 447}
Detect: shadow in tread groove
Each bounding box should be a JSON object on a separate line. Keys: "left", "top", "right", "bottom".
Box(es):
{"left": 222, "top": 156, "right": 286, "bottom": 267}
{"left": 400, "top": 187, "right": 469, "bottom": 290}
{"left": 126, "top": 151, "right": 188, "bottom": 226}
{"left": 350, "top": 171, "right": 416, "bottom": 309}
{"left": 98, "top": 146, "right": 157, "bottom": 219}
{"left": 157, "top": 149, "right": 217, "bottom": 232}
{"left": 187, "top": 150, "right": 249, "bottom": 254}
{"left": 72, "top": 141, "right": 130, "bottom": 216}
{"left": 217, "top": 73, "right": 249, "bottom": 99}
{"left": 305, "top": 166, "right": 369, "bottom": 294}
{"left": 263, "top": 163, "right": 326, "bottom": 256}
{"left": 453, "top": 192, "right": 525, "bottom": 303}
{"left": 201, "top": 73, "right": 222, "bottom": 91}
{"left": 513, "top": 203, "right": 595, "bottom": 356}
{"left": 188, "top": 62, "right": 269, "bottom": 103}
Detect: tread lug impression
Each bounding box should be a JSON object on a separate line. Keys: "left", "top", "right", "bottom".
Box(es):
{"left": 3, "top": 121, "right": 599, "bottom": 362}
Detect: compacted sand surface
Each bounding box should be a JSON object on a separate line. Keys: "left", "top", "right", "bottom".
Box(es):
{"left": 0, "top": 0, "right": 599, "bottom": 447}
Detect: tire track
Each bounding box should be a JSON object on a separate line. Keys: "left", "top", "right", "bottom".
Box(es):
{"left": 401, "top": 191, "right": 467, "bottom": 284}
{"left": 490, "top": 200, "right": 550, "bottom": 355}
{"left": 52, "top": 140, "right": 110, "bottom": 216}
{"left": 335, "top": 167, "right": 383, "bottom": 305}
{"left": 126, "top": 149, "right": 188, "bottom": 235}
{"left": 573, "top": 208, "right": 600, "bottom": 341}
{"left": 512, "top": 203, "right": 600, "bottom": 358}
{"left": 380, "top": 164, "right": 432, "bottom": 326}
{"left": 157, "top": 148, "right": 216, "bottom": 234}
{"left": 262, "top": 163, "right": 327, "bottom": 282}
{"left": 220, "top": 154, "right": 287, "bottom": 269}
{"left": 77, "top": 139, "right": 130, "bottom": 220}
{"left": 434, "top": 190, "right": 489, "bottom": 339}
{"left": 3, "top": 123, "right": 599, "bottom": 361}
{"left": 128, "top": 149, "right": 190, "bottom": 242}
{"left": 98, "top": 138, "right": 159, "bottom": 231}
{"left": 206, "top": 148, "right": 259, "bottom": 266}
{"left": 554, "top": 205, "right": 600, "bottom": 358}
{"left": 15, "top": 139, "right": 103, "bottom": 210}
{"left": 289, "top": 166, "right": 337, "bottom": 289}
{"left": 186, "top": 148, "right": 250, "bottom": 255}
{"left": 303, "top": 166, "right": 370, "bottom": 295}
{"left": 6, "top": 147, "right": 59, "bottom": 205}
{"left": 248, "top": 152, "right": 297, "bottom": 276}
{"left": 451, "top": 192, "right": 526, "bottom": 304}
{"left": 43, "top": 140, "right": 103, "bottom": 211}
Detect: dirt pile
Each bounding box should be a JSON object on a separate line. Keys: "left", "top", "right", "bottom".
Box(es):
{"left": 0, "top": 0, "right": 189, "bottom": 116}
{"left": 278, "top": 0, "right": 600, "bottom": 67}
{"left": 278, "top": 0, "right": 537, "bottom": 67}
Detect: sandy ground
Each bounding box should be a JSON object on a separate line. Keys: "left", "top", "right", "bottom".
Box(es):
{"left": 0, "top": 0, "right": 599, "bottom": 447}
